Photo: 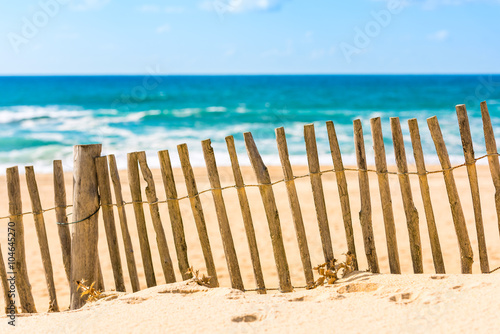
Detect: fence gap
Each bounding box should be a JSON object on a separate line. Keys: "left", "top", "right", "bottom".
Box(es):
{"left": 456, "top": 104, "right": 489, "bottom": 273}
{"left": 427, "top": 116, "right": 473, "bottom": 274}
{"left": 108, "top": 155, "right": 140, "bottom": 292}
{"left": 127, "top": 152, "right": 156, "bottom": 288}
{"left": 370, "top": 117, "right": 401, "bottom": 274}
{"left": 276, "top": 127, "right": 314, "bottom": 287}
{"left": 408, "top": 119, "right": 445, "bottom": 274}
{"left": 25, "top": 166, "right": 59, "bottom": 311}
{"left": 177, "top": 143, "right": 219, "bottom": 287}
{"left": 353, "top": 120, "right": 379, "bottom": 273}
{"left": 158, "top": 150, "right": 192, "bottom": 281}
{"left": 225, "top": 136, "right": 266, "bottom": 294}
{"left": 95, "top": 157, "right": 126, "bottom": 292}
{"left": 244, "top": 132, "right": 293, "bottom": 292}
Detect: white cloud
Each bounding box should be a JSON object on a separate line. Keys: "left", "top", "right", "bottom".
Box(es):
{"left": 156, "top": 24, "right": 171, "bottom": 34}
{"left": 201, "top": 0, "right": 291, "bottom": 13}
{"left": 70, "top": 0, "right": 111, "bottom": 11}
{"left": 428, "top": 29, "right": 449, "bottom": 41}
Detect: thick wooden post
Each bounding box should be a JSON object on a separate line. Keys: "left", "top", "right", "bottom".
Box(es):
{"left": 456, "top": 104, "right": 489, "bottom": 273}
{"left": 158, "top": 150, "right": 191, "bottom": 281}
{"left": 95, "top": 157, "right": 126, "bottom": 292}
{"left": 276, "top": 127, "right": 314, "bottom": 287}
{"left": 70, "top": 144, "right": 101, "bottom": 310}
{"left": 370, "top": 118, "right": 401, "bottom": 274}
{"left": 25, "top": 166, "right": 59, "bottom": 311}
{"left": 304, "top": 124, "right": 334, "bottom": 264}
{"left": 480, "top": 101, "right": 500, "bottom": 239}
{"left": 408, "top": 119, "right": 445, "bottom": 274}
{"left": 244, "top": 132, "right": 293, "bottom": 292}
{"left": 202, "top": 139, "right": 244, "bottom": 291}
{"left": 390, "top": 117, "right": 423, "bottom": 274}
{"left": 178, "top": 144, "right": 218, "bottom": 287}
{"left": 108, "top": 155, "right": 140, "bottom": 291}
{"left": 7, "top": 167, "right": 36, "bottom": 313}
{"left": 225, "top": 136, "right": 266, "bottom": 293}
{"left": 427, "top": 117, "right": 473, "bottom": 274}
{"left": 353, "top": 120, "right": 379, "bottom": 273}
{"left": 53, "top": 160, "right": 71, "bottom": 284}
{"left": 326, "top": 121, "right": 358, "bottom": 270}
{"left": 0, "top": 244, "right": 15, "bottom": 314}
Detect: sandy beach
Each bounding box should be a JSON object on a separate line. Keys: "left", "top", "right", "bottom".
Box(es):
{"left": 0, "top": 164, "right": 499, "bottom": 332}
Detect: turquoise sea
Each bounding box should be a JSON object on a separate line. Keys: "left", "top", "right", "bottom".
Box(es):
{"left": 0, "top": 75, "right": 499, "bottom": 173}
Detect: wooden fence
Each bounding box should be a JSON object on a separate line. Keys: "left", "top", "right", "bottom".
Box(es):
{"left": 1, "top": 102, "right": 500, "bottom": 314}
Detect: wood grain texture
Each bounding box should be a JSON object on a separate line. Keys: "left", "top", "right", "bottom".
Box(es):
{"left": 225, "top": 136, "right": 266, "bottom": 294}
{"left": 53, "top": 160, "right": 71, "bottom": 285}
{"left": 158, "top": 150, "right": 191, "bottom": 281}
{"left": 178, "top": 143, "right": 218, "bottom": 287}
{"left": 108, "top": 155, "right": 140, "bottom": 292}
{"left": 276, "top": 127, "right": 314, "bottom": 286}
{"left": 70, "top": 144, "right": 101, "bottom": 310}
{"left": 244, "top": 132, "right": 293, "bottom": 292}
{"left": 127, "top": 152, "right": 156, "bottom": 288}
{"left": 95, "top": 157, "right": 126, "bottom": 291}
{"left": 390, "top": 117, "right": 423, "bottom": 274}
{"left": 137, "top": 151, "right": 176, "bottom": 283}
{"left": 0, "top": 243, "right": 15, "bottom": 314}
{"left": 427, "top": 116, "right": 473, "bottom": 274}
{"left": 326, "top": 121, "right": 358, "bottom": 270}
{"left": 303, "top": 124, "right": 334, "bottom": 263}
{"left": 456, "top": 104, "right": 489, "bottom": 273}
{"left": 353, "top": 120, "right": 379, "bottom": 273}
{"left": 202, "top": 139, "right": 244, "bottom": 291}
{"left": 370, "top": 118, "right": 401, "bottom": 274}
{"left": 480, "top": 101, "right": 500, "bottom": 240}
{"left": 25, "top": 166, "right": 59, "bottom": 311}
{"left": 408, "top": 119, "right": 445, "bottom": 274}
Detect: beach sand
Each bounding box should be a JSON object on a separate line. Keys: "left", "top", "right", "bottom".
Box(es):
{"left": 0, "top": 165, "right": 499, "bottom": 332}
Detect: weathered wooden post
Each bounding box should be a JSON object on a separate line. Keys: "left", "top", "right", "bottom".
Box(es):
{"left": 70, "top": 144, "right": 102, "bottom": 310}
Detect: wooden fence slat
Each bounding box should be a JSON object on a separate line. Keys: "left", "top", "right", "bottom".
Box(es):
{"left": 480, "top": 101, "right": 500, "bottom": 239}
{"left": 95, "top": 157, "right": 126, "bottom": 291}
{"left": 0, "top": 244, "right": 15, "bottom": 314}
{"left": 70, "top": 144, "right": 102, "bottom": 309}
{"left": 7, "top": 166, "right": 36, "bottom": 313}
{"left": 25, "top": 166, "right": 59, "bottom": 311}
{"left": 177, "top": 143, "right": 218, "bottom": 287}
{"left": 370, "top": 118, "right": 401, "bottom": 274}
{"left": 408, "top": 119, "right": 445, "bottom": 274}
{"left": 456, "top": 104, "right": 489, "bottom": 273}
{"left": 353, "top": 120, "right": 379, "bottom": 273}
{"left": 303, "top": 124, "right": 334, "bottom": 263}
{"left": 158, "top": 150, "right": 192, "bottom": 281}
{"left": 427, "top": 116, "right": 473, "bottom": 274}
{"left": 137, "top": 151, "right": 176, "bottom": 283}
{"left": 108, "top": 155, "right": 140, "bottom": 292}
{"left": 326, "top": 121, "right": 358, "bottom": 270}
{"left": 127, "top": 152, "right": 156, "bottom": 288}
{"left": 225, "top": 136, "right": 266, "bottom": 294}
{"left": 390, "top": 117, "right": 423, "bottom": 274}
{"left": 276, "top": 127, "right": 314, "bottom": 287}
{"left": 53, "top": 160, "right": 71, "bottom": 284}
{"left": 244, "top": 132, "right": 293, "bottom": 292}
{"left": 202, "top": 139, "right": 244, "bottom": 291}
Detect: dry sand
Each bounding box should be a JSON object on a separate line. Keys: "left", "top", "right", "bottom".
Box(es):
{"left": 0, "top": 165, "right": 499, "bottom": 333}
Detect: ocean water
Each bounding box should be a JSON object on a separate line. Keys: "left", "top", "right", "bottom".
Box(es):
{"left": 0, "top": 75, "right": 499, "bottom": 173}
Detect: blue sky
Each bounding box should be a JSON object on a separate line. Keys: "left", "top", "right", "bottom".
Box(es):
{"left": 1, "top": 0, "right": 499, "bottom": 74}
